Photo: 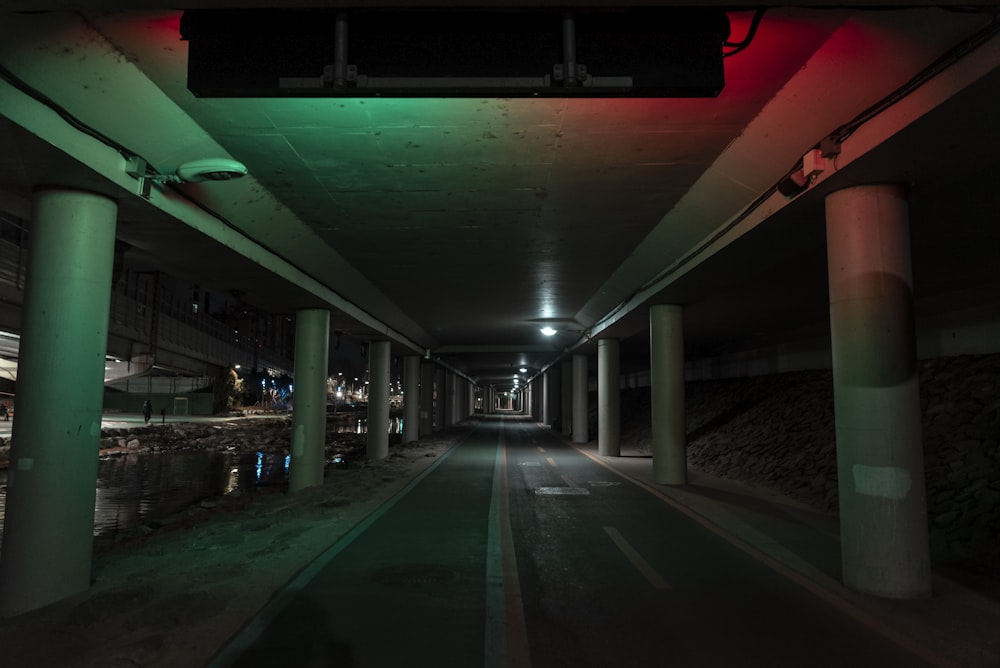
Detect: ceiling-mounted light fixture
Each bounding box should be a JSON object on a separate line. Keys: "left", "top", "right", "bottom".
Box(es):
{"left": 540, "top": 326, "right": 557, "bottom": 336}
{"left": 125, "top": 156, "right": 249, "bottom": 199}
{"left": 776, "top": 169, "right": 808, "bottom": 199}
{"left": 176, "top": 158, "right": 249, "bottom": 182}
{"left": 777, "top": 143, "right": 837, "bottom": 200}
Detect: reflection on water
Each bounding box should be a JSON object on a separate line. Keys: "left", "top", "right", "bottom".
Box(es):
{"left": 255, "top": 451, "right": 290, "bottom": 485}
{"left": 0, "top": 449, "right": 284, "bottom": 542}
{"left": 332, "top": 417, "right": 403, "bottom": 435}
{"left": 0, "top": 416, "right": 403, "bottom": 542}
{"left": 92, "top": 450, "right": 268, "bottom": 537}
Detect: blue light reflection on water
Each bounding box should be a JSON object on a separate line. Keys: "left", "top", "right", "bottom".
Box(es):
{"left": 254, "top": 451, "right": 291, "bottom": 484}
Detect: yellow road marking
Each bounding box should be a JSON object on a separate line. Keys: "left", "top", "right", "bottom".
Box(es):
{"left": 604, "top": 526, "right": 671, "bottom": 590}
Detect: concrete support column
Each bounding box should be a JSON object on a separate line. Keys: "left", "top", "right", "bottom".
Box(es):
{"left": 444, "top": 372, "right": 456, "bottom": 426}
{"left": 434, "top": 367, "right": 446, "bottom": 431}
{"left": 0, "top": 189, "right": 117, "bottom": 617}
{"left": 288, "top": 309, "right": 330, "bottom": 492}
{"left": 650, "top": 305, "right": 686, "bottom": 485}
{"left": 367, "top": 340, "right": 391, "bottom": 460}
{"left": 451, "top": 377, "right": 460, "bottom": 422}
{"left": 598, "top": 338, "right": 620, "bottom": 457}
{"left": 548, "top": 367, "right": 562, "bottom": 429}
{"left": 826, "top": 184, "right": 931, "bottom": 598}
{"left": 541, "top": 372, "right": 551, "bottom": 425}
{"left": 419, "top": 361, "right": 434, "bottom": 435}
{"left": 561, "top": 359, "right": 573, "bottom": 437}
{"left": 572, "top": 354, "right": 589, "bottom": 444}
{"left": 403, "top": 355, "right": 420, "bottom": 443}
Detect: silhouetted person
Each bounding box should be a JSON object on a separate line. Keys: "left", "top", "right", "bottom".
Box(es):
{"left": 0, "top": 402, "right": 8, "bottom": 421}
{"left": 142, "top": 399, "right": 152, "bottom": 424}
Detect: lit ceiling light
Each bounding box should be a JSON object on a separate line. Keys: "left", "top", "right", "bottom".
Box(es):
{"left": 540, "top": 327, "right": 557, "bottom": 336}
{"left": 519, "top": 367, "right": 527, "bottom": 373}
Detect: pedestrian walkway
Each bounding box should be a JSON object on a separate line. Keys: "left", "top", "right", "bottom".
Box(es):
{"left": 574, "top": 439, "right": 1000, "bottom": 668}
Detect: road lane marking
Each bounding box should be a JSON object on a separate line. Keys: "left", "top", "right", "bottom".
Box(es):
{"left": 537, "top": 446, "right": 546, "bottom": 453}
{"left": 560, "top": 474, "right": 580, "bottom": 488}
{"left": 545, "top": 456, "right": 558, "bottom": 468}
{"left": 603, "top": 527, "right": 672, "bottom": 590}
{"left": 485, "top": 419, "right": 531, "bottom": 668}
{"left": 576, "top": 446, "right": 960, "bottom": 668}
{"left": 534, "top": 487, "right": 590, "bottom": 496}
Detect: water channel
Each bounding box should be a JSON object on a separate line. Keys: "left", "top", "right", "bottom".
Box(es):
{"left": 0, "top": 416, "right": 401, "bottom": 543}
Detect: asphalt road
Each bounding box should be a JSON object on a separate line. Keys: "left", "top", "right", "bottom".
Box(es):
{"left": 212, "top": 416, "right": 934, "bottom": 667}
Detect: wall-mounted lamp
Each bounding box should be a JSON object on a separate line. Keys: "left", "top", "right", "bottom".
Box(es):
{"left": 126, "top": 156, "right": 248, "bottom": 199}
{"left": 776, "top": 142, "right": 839, "bottom": 200}
{"left": 776, "top": 169, "right": 809, "bottom": 198}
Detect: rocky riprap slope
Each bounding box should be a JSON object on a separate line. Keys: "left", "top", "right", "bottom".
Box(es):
{"left": 621, "top": 353, "right": 1000, "bottom": 573}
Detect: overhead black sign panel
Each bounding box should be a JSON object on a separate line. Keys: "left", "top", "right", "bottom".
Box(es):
{"left": 180, "top": 8, "right": 730, "bottom": 98}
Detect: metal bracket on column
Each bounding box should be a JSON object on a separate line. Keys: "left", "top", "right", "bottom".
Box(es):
{"left": 124, "top": 156, "right": 153, "bottom": 199}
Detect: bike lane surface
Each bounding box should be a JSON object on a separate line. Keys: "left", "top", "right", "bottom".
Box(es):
{"left": 210, "top": 422, "right": 498, "bottom": 668}
{"left": 503, "top": 418, "right": 938, "bottom": 668}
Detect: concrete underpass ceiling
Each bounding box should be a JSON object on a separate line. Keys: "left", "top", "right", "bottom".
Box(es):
{"left": 0, "top": 3, "right": 998, "bottom": 389}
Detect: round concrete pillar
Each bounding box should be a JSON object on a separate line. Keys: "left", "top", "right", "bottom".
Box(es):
{"left": 651, "top": 305, "right": 686, "bottom": 485}
{"left": 367, "top": 341, "right": 391, "bottom": 460}
{"left": 434, "top": 367, "right": 445, "bottom": 430}
{"left": 572, "top": 354, "right": 589, "bottom": 444}
{"left": 561, "top": 359, "right": 573, "bottom": 436}
{"left": 0, "top": 189, "right": 117, "bottom": 617}
{"left": 597, "top": 338, "right": 620, "bottom": 457}
{"left": 288, "top": 309, "right": 330, "bottom": 492}
{"left": 419, "top": 361, "right": 434, "bottom": 434}
{"left": 826, "top": 184, "right": 931, "bottom": 598}
{"left": 403, "top": 355, "right": 420, "bottom": 443}
{"left": 541, "top": 371, "right": 551, "bottom": 426}
{"left": 444, "top": 372, "right": 456, "bottom": 426}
